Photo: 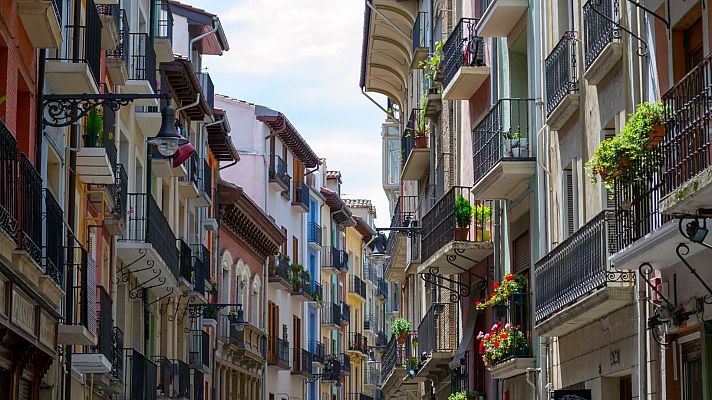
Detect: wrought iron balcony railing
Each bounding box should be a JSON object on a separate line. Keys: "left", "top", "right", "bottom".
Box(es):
{"left": 412, "top": 11, "right": 427, "bottom": 53}
{"left": 534, "top": 211, "right": 634, "bottom": 324}
{"left": 582, "top": 0, "right": 620, "bottom": 70}
{"left": 662, "top": 51, "right": 712, "bottom": 198}
{"left": 269, "top": 154, "right": 290, "bottom": 189}
{"left": 401, "top": 108, "right": 423, "bottom": 166}
{"left": 418, "top": 302, "right": 458, "bottom": 355}
{"left": 545, "top": 31, "right": 578, "bottom": 116}
{"left": 106, "top": 9, "right": 129, "bottom": 63}
{"left": 306, "top": 280, "right": 322, "bottom": 302}
{"left": 189, "top": 330, "right": 210, "bottom": 367}
{"left": 66, "top": 243, "right": 97, "bottom": 339}
{"left": 443, "top": 17, "right": 484, "bottom": 89}
{"left": 365, "top": 363, "right": 381, "bottom": 386}
{"left": 193, "top": 370, "right": 204, "bottom": 400}
{"left": 112, "top": 327, "right": 124, "bottom": 380}
{"left": 310, "top": 341, "right": 325, "bottom": 364}
{"left": 198, "top": 72, "right": 215, "bottom": 111}
{"left": 381, "top": 335, "right": 404, "bottom": 383}
{"left": 321, "top": 302, "right": 341, "bottom": 326}
{"left": 293, "top": 181, "right": 309, "bottom": 210}
{"left": 348, "top": 332, "right": 368, "bottom": 354}
{"left": 308, "top": 222, "right": 322, "bottom": 246}
{"left": 50, "top": 20, "right": 102, "bottom": 87}
{"left": 0, "top": 120, "right": 18, "bottom": 242}
{"left": 322, "top": 246, "right": 348, "bottom": 271}
{"left": 95, "top": 286, "right": 113, "bottom": 362}
{"left": 43, "top": 189, "right": 65, "bottom": 286}
{"left": 156, "top": 0, "right": 174, "bottom": 40}
{"left": 268, "top": 337, "right": 290, "bottom": 368}
{"left": 18, "top": 155, "right": 42, "bottom": 265}
{"left": 421, "top": 186, "right": 493, "bottom": 262}
{"left": 364, "top": 261, "right": 377, "bottom": 284}
{"left": 107, "top": 163, "right": 128, "bottom": 217}
{"left": 179, "top": 152, "right": 200, "bottom": 188}
{"left": 341, "top": 302, "right": 351, "bottom": 324}
{"left": 340, "top": 353, "right": 351, "bottom": 375}
{"left": 178, "top": 240, "right": 192, "bottom": 284}
{"left": 200, "top": 158, "right": 212, "bottom": 202}
{"left": 364, "top": 314, "right": 377, "bottom": 332}
{"left": 128, "top": 32, "right": 157, "bottom": 91}
{"left": 293, "top": 348, "right": 314, "bottom": 376}
{"left": 349, "top": 275, "right": 367, "bottom": 299}
{"left": 121, "top": 193, "right": 179, "bottom": 275}
{"left": 375, "top": 331, "right": 388, "bottom": 347}
{"left": 376, "top": 278, "right": 388, "bottom": 301}
{"left": 125, "top": 349, "right": 158, "bottom": 400}
{"left": 268, "top": 255, "right": 291, "bottom": 287}
{"left": 192, "top": 243, "right": 209, "bottom": 295}
{"left": 473, "top": 98, "right": 535, "bottom": 183}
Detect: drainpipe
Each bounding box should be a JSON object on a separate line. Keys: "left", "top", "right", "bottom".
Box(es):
{"left": 188, "top": 17, "right": 221, "bottom": 64}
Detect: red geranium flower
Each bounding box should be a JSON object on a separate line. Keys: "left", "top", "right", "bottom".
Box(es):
{"left": 500, "top": 333, "right": 508, "bottom": 339}
{"left": 493, "top": 282, "right": 500, "bottom": 289}
{"left": 505, "top": 275, "right": 514, "bottom": 281}
{"left": 493, "top": 340, "right": 500, "bottom": 348}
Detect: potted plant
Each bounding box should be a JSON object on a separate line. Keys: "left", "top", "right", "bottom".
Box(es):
{"left": 407, "top": 356, "right": 419, "bottom": 370}
{"left": 83, "top": 107, "right": 103, "bottom": 147}
{"left": 448, "top": 391, "right": 467, "bottom": 400}
{"left": 454, "top": 194, "right": 473, "bottom": 241}
{"left": 392, "top": 318, "right": 412, "bottom": 344}
{"left": 477, "top": 322, "right": 528, "bottom": 366}
{"left": 472, "top": 204, "right": 491, "bottom": 241}
{"left": 465, "top": 390, "right": 481, "bottom": 399}
{"left": 504, "top": 131, "right": 527, "bottom": 157}
{"left": 419, "top": 41, "right": 443, "bottom": 84}
{"left": 475, "top": 274, "right": 528, "bottom": 311}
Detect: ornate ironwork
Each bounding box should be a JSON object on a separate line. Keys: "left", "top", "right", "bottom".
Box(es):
{"left": 545, "top": 31, "right": 578, "bottom": 116}
{"left": 420, "top": 267, "right": 470, "bottom": 303}
{"left": 43, "top": 93, "right": 168, "bottom": 128}
{"left": 676, "top": 243, "right": 712, "bottom": 304}
{"left": 443, "top": 18, "right": 483, "bottom": 89}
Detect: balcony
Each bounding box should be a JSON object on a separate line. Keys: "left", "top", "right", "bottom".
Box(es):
{"left": 154, "top": 0, "right": 174, "bottom": 63}
{"left": 383, "top": 195, "right": 417, "bottom": 282}
{"left": 376, "top": 278, "right": 388, "bottom": 302}
{"left": 217, "top": 315, "right": 266, "bottom": 366}
{"left": 321, "top": 302, "right": 342, "bottom": 329}
{"left": 535, "top": 211, "right": 635, "bottom": 337}
{"left": 189, "top": 330, "right": 210, "bottom": 368}
{"left": 268, "top": 154, "right": 290, "bottom": 192}
{"left": 411, "top": 11, "right": 428, "bottom": 68}
{"left": 308, "top": 222, "right": 322, "bottom": 248}
{"left": 198, "top": 72, "right": 215, "bottom": 112}
{"left": 348, "top": 275, "right": 367, "bottom": 301}
{"left": 71, "top": 286, "right": 114, "bottom": 375}
{"left": 292, "top": 181, "right": 309, "bottom": 212}
{"left": 306, "top": 280, "right": 322, "bottom": 304}
{"left": 582, "top": 0, "right": 622, "bottom": 85}
{"left": 268, "top": 255, "right": 292, "bottom": 290}
{"left": 117, "top": 193, "right": 180, "bottom": 293}
{"left": 310, "top": 341, "right": 326, "bottom": 365}
{"left": 193, "top": 370, "right": 204, "bottom": 400}
{"left": 77, "top": 105, "right": 117, "bottom": 185}
{"left": 476, "top": 0, "right": 528, "bottom": 37}
{"left": 196, "top": 158, "right": 213, "bottom": 207}
{"left": 124, "top": 349, "right": 158, "bottom": 400}
{"left": 96, "top": 3, "right": 120, "bottom": 50}
{"left": 43, "top": 189, "right": 65, "bottom": 289}
{"left": 267, "top": 337, "right": 290, "bottom": 369}
{"left": 442, "top": 18, "right": 488, "bottom": 100}
{"left": 124, "top": 33, "right": 157, "bottom": 101}
{"left": 18, "top": 0, "right": 62, "bottom": 48}
{"left": 380, "top": 335, "right": 406, "bottom": 394}
{"left": 660, "top": 52, "right": 712, "bottom": 214}
{"left": 179, "top": 241, "right": 209, "bottom": 297}
{"left": 348, "top": 332, "right": 368, "bottom": 354}
{"left": 340, "top": 353, "right": 351, "bottom": 375}
{"left": 365, "top": 362, "right": 381, "bottom": 387}
{"left": 290, "top": 270, "right": 313, "bottom": 300}
{"left": 545, "top": 31, "right": 579, "bottom": 130}
{"left": 322, "top": 246, "right": 348, "bottom": 274}
{"left": 291, "top": 348, "right": 314, "bottom": 378}
{"left": 413, "top": 303, "right": 458, "bottom": 378}
{"left": 58, "top": 244, "right": 97, "bottom": 346}
{"left": 321, "top": 355, "right": 342, "bottom": 382}
{"left": 401, "top": 109, "right": 429, "bottom": 181}
{"left": 178, "top": 152, "right": 200, "bottom": 198}
{"left": 364, "top": 314, "right": 378, "bottom": 333}
{"left": 341, "top": 302, "right": 351, "bottom": 326}
{"left": 472, "top": 98, "right": 536, "bottom": 200}
{"left": 105, "top": 9, "right": 129, "bottom": 85}
{"left": 46, "top": 23, "right": 101, "bottom": 94}
{"left": 418, "top": 187, "right": 493, "bottom": 274}
{"left": 103, "top": 164, "right": 128, "bottom": 236}
{"left": 155, "top": 357, "right": 189, "bottom": 399}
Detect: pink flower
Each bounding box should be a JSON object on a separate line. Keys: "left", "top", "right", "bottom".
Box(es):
{"left": 492, "top": 324, "right": 498, "bottom": 331}
{"left": 477, "top": 331, "right": 484, "bottom": 340}
{"left": 505, "top": 323, "right": 511, "bottom": 329}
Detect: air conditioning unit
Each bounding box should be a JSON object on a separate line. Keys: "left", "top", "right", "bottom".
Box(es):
{"left": 202, "top": 218, "right": 218, "bottom": 231}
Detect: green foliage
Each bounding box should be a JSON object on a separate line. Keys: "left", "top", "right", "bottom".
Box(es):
{"left": 472, "top": 204, "right": 491, "bottom": 227}
{"left": 454, "top": 194, "right": 473, "bottom": 228}
{"left": 419, "top": 41, "right": 443, "bottom": 84}
{"left": 416, "top": 94, "right": 430, "bottom": 137}
{"left": 86, "top": 107, "right": 103, "bottom": 135}
{"left": 586, "top": 101, "right": 666, "bottom": 191}
{"left": 449, "top": 392, "right": 467, "bottom": 400}
{"left": 475, "top": 273, "right": 528, "bottom": 310}
{"left": 392, "top": 318, "right": 412, "bottom": 337}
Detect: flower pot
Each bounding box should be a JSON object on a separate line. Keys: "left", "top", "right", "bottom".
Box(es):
{"left": 415, "top": 135, "right": 428, "bottom": 148}
{"left": 645, "top": 124, "right": 665, "bottom": 148}
{"left": 510, "top": 139, "right": 528, "bottom": 157}
{"left": 397, "top": 333, "right": 407, "bottom": 345}
{"left": 475, "top": 228, "right": 491, "bottom": 242}
{"left": 455, "top": 227, "right": 469, "bottom": 241}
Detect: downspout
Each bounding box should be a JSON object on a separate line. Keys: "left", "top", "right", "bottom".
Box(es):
{"left": 188, "top": 16, "right": 221, "bottom": 64}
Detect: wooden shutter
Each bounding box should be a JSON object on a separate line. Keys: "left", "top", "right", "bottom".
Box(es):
{"left": 513, "top": 231, "right": 530, "bottom": 274}
{"left": 566, "top": 172, "right": 575, "bottom": 237}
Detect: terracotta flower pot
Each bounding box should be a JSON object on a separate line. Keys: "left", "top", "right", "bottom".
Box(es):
{"left": 644, "top": 124, "right": 665, "bottom": 149}
{"left": 397, "top": 333, "right": 407, "bottom": 345}
{"left": 415, "top": 135, "right": 428, "bottom": 148}
{"left": 455, "top": 227, "right": 469, "bottom": 241}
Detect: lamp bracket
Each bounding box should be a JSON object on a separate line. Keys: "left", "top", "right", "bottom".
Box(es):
{"left": 43, "top": 93, "right": 170, "bottom": 128}
{"left": 420, "top": 267, "right": 470, "bottom": 303}
{"left": 676, "top": 243, "right": 712, "bottom": 304}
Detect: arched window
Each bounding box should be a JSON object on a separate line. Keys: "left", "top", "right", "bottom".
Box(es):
{"left": 221, "top": 250, "right": 233, "bottom": 304}
{"left": 252, "top": 274, "right": 262, "bottom": 326}
{"left": 235, "top": 260, "right": 251, "bottom": 317}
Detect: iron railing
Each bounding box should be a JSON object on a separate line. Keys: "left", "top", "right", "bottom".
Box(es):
{"left": 156, "top": 0, "right": 173, "bottom": 40}
{"left": 375, "top": 331, "right": 388, "bottom": 347}
{"left": 200, "top": 158, "right": 212, "bottom": 202}
{"left": 365, "top": 363, "right": 381, "bottom": 386}
{"left": 308, "top": 222, "right": 322, "bottom": 246}
{"left": 192, "top": 243, "right": 209, "bottom": 295}
{"left": 18, "top": 155, "right": 42, "bottom": 264}
{"left": 269, "top": 154, "right": 290, "bottom": 189}
{"left": 321, "top": 302, "right": 341, "bottom": 326}
{"left": 443, "top": 18, "right": 484, "bottom": 89}
{"left": 197, "top": 72, "right": 214, "bottom": 111}
{"left": 189, "top": 330, "right": 210, "bottom": 367}
{"left": 534, "top": 211, "right": 635, "bottom": 323}
{"left": 50, "top": 0, "right": 62, "bottom": 24}
{"left": 121, "top": 193, "right": 179, "bottom": 276}
{"left": 125, "top": 349, "right": 157, "bottom": 400}
{"left": 340, "top": 353, "right": 351, "bottom": 375}
{"left": 582, "top": 0, "right": 620, "bottom": 70}
{"left": 381, "top": 335, "right": 404, "bottom": 383}
{"left": 349, "top": 275, "right": 367, "bottom": 299}
{"left": 291, "top": 270, "right": 311, "bottom": 297}
{"left": 179, "top": 152, "right": 199, "bottom": 188}
{"left": 418, "top": 302, "right": 458, "bottom": 355}
{"left": 106, "top": 9, "right": 129, "bottom": 63}
{"left": 67, "top": 244, "right": 97, "bottom": 339}
{"left": 364, "top": 261, "right": 377, "bottom": 284}
{"left": 50, "top": 19, "right": 102, "bottom": 86}
{"left": 348, "top": 332, "right": 368, "bottom": 354}
{"left": 0, "top": 120, "right": 18, "bottom": 241}
{"left": 306, "top": 280, "right": 322, "bottom": 302}
{"left": 293, "top": 181, "right": 309, "bottom": 210}
{"left": 545, "top": 31, "right": 579, "bottom": 116}
{"left": 155, "top": 357, "right": 173, "bottom": 398}
{"left": 112, "top": 327, "right": 124, "bottom": 381}
{"left": 364, "top": 314, "right": 377, "bottom": 332}
{"left": 322, "top": 246, "right": 348, "bottom": 271}
{"left": 81, "top": 104, "right": 118, "bottom": 168}
{"left": 177, "top": 360, "right": 189, "bottom": 399}
{"left": 391, "top": 195, "right": 418, "bottom": 229}
{"left": 293, "top": 348, "right": 314, "bottom": 376}
{"left": 268, "top": 337, "right": 290, "bottom": 368}
{"left": 96, "top": 3, "right": 120, "bottom": 41}
{"left": 662, "top": 51, "right": 712, "bottom": 198}
{"left": 128, "top": 33, "right": 157, "bottom": 91}
{"left": 412, "top": 11, "right": 427, "bottom": 52}
{"left": 95, "top": 286, "right": 113, "bottom": 362}
{"left": 193, "top": 370, "right": 204, "bottom": 400}
{"left": 310, "top": 341, "right": 326, "bottom": 364}
{"left": 107, "top": 163, "right": 128, "bottom": 217}
{"left": 43, "top": 189, "right": 64, "bottom": 286}
{"left": 376, "top": 278, "right": 388, "bottom": 301}
{"left": 401, "top": 108, "right": 424, "bottom": 166}
{"left": 268, "top": 255, "right": 291, "bottom": 286}
{"left": 421, "top": 186, "right": 493, "bottom": 262}
{"left": 178, "top": 240, "right": 192, "bottom": 284}
{"left": 341, "top": 302, "right": 351, "bottom": 324}
{"left": 473, "top": 98, "right": 534, "bottom": 184}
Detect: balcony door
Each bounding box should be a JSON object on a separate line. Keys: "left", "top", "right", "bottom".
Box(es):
{"left": 268, "top": 302, "right": 279, "bottom": 359}
{"left": 293, "top": 316, "right": 301, "bottom": 369}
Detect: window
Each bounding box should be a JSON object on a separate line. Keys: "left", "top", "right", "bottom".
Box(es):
{"left": 292, "top": 236, "right": 299, "bottom": 264}
{"left": 513, "top": 231, "right": 530, "bottom": 275}
{"left": 682, "top": 339, "right": 702, "bottom": 400}
{"left": 268, "top": 302, "right": 279, "bottom": 358}
{"left": 280, "top": 227, "right": 287, "bottom": 256}
{"left": 683, "top": 17, "right": 703, "bottom": 76}
{"left": 561, "top": 165, "right": 578, "bottom": 239}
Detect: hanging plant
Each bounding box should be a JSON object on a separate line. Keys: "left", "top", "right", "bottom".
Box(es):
{"left": 419, "top": 41, "right": 443, "bottom": 84}
{"left": 448, "top": 392, "right": 467, "bottom": 400}
{"left": 477, "top": 321, "right": 528, "bottom": 366}
{"left": 586, "top": 101, "right": 666, "bottom": 190}
{"left": 475, "top": 274, "right": 528, "bottom": 310}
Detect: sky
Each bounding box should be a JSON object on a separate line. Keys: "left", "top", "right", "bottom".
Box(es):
{"left": 185, "top": 0, "right": 391, "bottom": 227}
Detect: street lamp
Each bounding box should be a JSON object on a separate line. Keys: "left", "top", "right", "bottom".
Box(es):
{"left": 366, "top": 232, "right": 390, "bottom": 265}
{"left": 148, "top": 105, "right": 188, "bottom": 156}
{"left": 233, "top": 304, "right": 245, "bottom": 332}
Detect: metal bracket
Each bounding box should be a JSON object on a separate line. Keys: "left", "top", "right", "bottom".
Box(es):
{"left": 639, "top": 262, "right": 675, "bottom": 307}
{"left": 43, "top": 93, "right": 170, "bottom": 128}
{"left": 676, "top": 243, "right": 712, "bottom": 304}
{"left": 420, "top": 267, "right": 471, "bottom": 303}
{"left": 589, "top": 0, "right": 648, "bottom": 56}
{"left": 626, "top": 0, "right": 670, "bottom": 31}
{"left": 145, "top": 287, "right": 175, "bottom": 307}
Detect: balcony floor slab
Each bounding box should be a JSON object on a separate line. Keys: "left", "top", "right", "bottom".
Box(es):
{"left": 45, "top": 61, "right": 99, "bottom": 95}
{"left": 72, "top": 353, "right": 111, "bottom": 374}
{"left": 472, "top": 159, "right": 536, "bottom": 200}
{"left": 476, "top": 0, "right": 528, "bottom": 37}
{"left": 135, "top": 110, "right": 161, "bottom": 137}
{"left": 488, "top": 357, "right": 535, "bottom": 379}
{"left": 442, "top": 66, "right": 490, "bottom": 100}
{"left": 116, "top": 242, "right": 179, "bottom": 295}
{"left": 18, "top": 1, "right": 62, "bottom": 49}
{"left": 77, "top": 148, "right": 115, "bottom": 185}
{"left": 401, "top": 148, "right": 429, "bottom": 181}
{"left": 660, "top": 165, "right": 712, "bottom": 215}
{"left": 417, "top": 240, "right": 494, "bottom": 275}
{"left": 583, "top": 41, "right": 623, "bottom": 86}
{"left": 154, "top": 38, "right": 174, "bottom": 63}
{"left": 119, "top": 83, "right": 158, "bottom": 107}
{"left": 546, "top": 93, "right": 580, "bottom": 131}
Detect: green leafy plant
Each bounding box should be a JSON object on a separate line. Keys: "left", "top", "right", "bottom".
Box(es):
{"left": 465, "top": 390, "right": 480, "bottom": 399}
{"left": 392, "top": 318, "right": 412, "bottom": 337}
{"left": 228, "top": 310, "right": 240, "bottom": 321}
{"left": 472, "top": 204, "right": 491, "bottom": 227}
{"left": 417, "top": 94, "right": 430, "bottom": 137}
{"left": 407, "top": 356, "right": 419, "bottom": 369}
{"left": 84, "top": 107, "right": 103, "bottom": 147}
{"left": 477, "top": 321, "right": 528, "bottom": 366}
{"left": 455, "top": 194, "right": 473, "bottom": 228}
{"left": 475, "top": 274, "right": 528, "bottom": 310}
{"left": 586, "top": 101, "right": 666, "bottom": 190}
{"left": 419, "top": 41, "right": 443, "bottom": 84}
{"left": 449, "top": 392, "right": 467, "bottom": 400}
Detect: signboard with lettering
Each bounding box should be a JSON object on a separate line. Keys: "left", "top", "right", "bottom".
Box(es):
{"left": 553, "top": 390, "right": 592, "bottom": 400}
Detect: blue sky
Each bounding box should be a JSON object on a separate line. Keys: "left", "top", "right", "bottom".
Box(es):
{"left": 187, "top": 0, "right": 391, "bottom": 227}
